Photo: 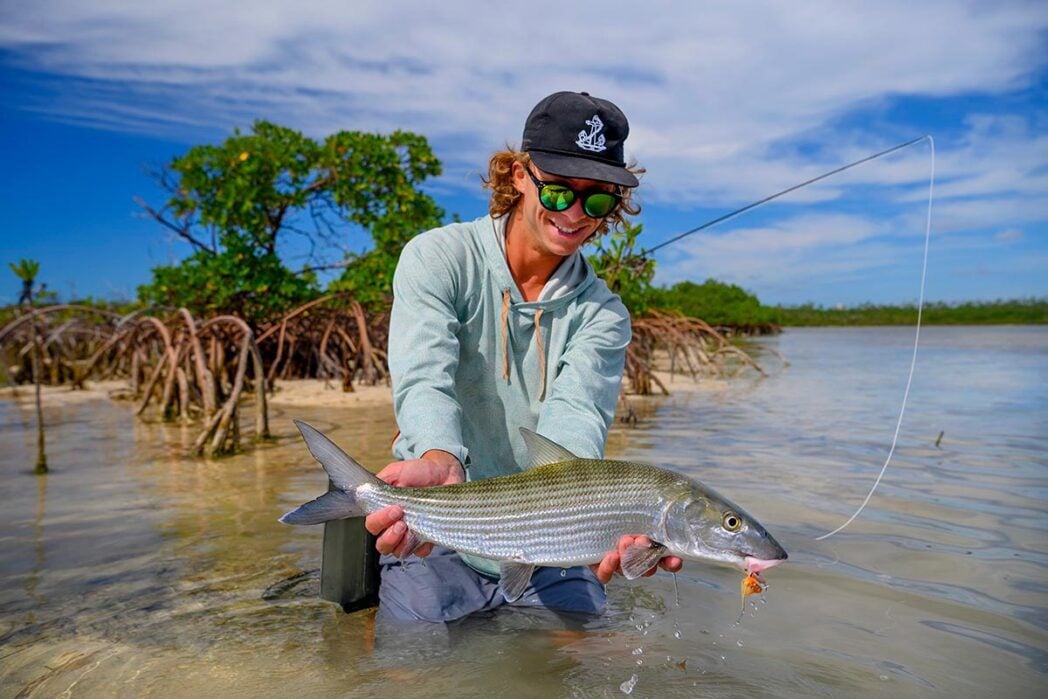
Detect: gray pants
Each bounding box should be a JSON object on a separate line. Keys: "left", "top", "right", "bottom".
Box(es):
{"left": 377, "top": 547, "right": 606, "bottom": 623}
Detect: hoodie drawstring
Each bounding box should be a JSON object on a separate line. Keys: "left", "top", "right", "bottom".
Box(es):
{"left": 501, "top": 289, "right": 511, "bottom": 381}
{"left": 500, "top": 288, "right": 548, "bottom": 401}
{"left": 533, "top": 308, "right": 546, "bottom": 401}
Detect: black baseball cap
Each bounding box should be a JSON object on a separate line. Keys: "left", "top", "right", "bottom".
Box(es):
{"left": 522, "top": 91, "right": 639, "bottom": 188}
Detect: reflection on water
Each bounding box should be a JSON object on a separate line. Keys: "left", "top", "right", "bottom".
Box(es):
{"left": 1, "top": 326, "right": 1046, "bottom": 697}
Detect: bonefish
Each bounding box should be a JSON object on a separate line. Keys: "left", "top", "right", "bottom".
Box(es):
{"left": 280, "top": 421, "right": 787, "bottom": 602}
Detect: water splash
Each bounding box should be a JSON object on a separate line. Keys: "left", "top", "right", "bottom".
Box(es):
{"left": 619, "top": 674, "right": 638, "bottom": 694}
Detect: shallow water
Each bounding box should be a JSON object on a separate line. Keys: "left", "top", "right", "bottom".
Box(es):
{"left": 1, "top": 326, "right": 1045, "bottom": 698}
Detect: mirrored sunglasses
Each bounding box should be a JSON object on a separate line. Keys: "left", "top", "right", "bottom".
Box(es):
{"left": 526, "top": 168, "right": 622, "bottom": 219}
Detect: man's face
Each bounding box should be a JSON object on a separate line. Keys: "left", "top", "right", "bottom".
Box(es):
{"left": 510, "top": 161, "right": 617, "bottom": 259}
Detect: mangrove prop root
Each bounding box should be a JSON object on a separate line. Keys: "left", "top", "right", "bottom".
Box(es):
{"left": 1, "top": 298, "right": 769, "bottom": 458}
{"left": 627, "top": 310, "right": 766, "bottom": 393}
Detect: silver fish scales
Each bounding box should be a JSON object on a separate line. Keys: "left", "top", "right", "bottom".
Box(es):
{"left": 281, "top": 421, "right": 787, "bottom": 602}
{"left": 362, "top": 459, "right": 688, "bottom": 567}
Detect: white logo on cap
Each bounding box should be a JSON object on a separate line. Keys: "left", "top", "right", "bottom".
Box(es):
{"left": 576, "top": 115, "right": 607, "bottom": 152}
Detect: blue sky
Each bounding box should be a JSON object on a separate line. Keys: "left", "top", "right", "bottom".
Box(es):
{"left": 1, "top": 1, "right": 1045, "bottom": 307}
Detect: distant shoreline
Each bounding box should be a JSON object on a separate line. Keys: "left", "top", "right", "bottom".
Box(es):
{"left": 771, "top": 299, "right": 1046, "bottom": 326}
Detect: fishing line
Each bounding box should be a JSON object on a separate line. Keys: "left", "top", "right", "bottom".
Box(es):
{"left": 641, "top": 135, "right": 935, "bottom": 539}
{"left": 641, "top": 135, "right": 929, "bottom": 256}
{"left": 816, "top": 135, "right": 934, "bottom": 540}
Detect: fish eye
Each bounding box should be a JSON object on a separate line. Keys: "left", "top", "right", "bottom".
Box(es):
{"left": 722, "top": 512, "right": 742, "bottom": 532}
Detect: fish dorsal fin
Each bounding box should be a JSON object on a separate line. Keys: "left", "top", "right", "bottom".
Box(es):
{"left": 498, "top": 561, "right": 536, "bottom": 602}
{"left": 519, "top": 428, "right": 578, "bottom": 468}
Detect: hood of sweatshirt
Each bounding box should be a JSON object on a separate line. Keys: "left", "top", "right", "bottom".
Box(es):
{"left": 486, "top": 214, "right": 598, "bottom": 310}
{"left": 485, "top": 214, "right": 604, "bottom": 401}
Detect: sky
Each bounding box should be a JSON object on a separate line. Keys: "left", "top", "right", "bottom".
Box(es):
{"left": 0, "top": 1, "right": 1045, "bottom": 307}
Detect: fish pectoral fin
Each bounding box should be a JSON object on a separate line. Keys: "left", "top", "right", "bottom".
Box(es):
{"left": 498, "top": 561, "right": 536, "bottom": 602}
{"left": 400, "top": 528, "right": 424, "bottom": 554}
{"left": 620, "top": 541, "right": 668, "bottom": 580}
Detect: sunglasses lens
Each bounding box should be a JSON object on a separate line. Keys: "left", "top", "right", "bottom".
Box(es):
{"left": 539, "top": 185, "right": 574, "bottom": 212}
{"left": 583, "top": 192, "right": 619, "bottom": 218}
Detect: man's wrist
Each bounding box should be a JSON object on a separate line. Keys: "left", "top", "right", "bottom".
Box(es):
{"left": 420, "top": 449, "right": 465, "bottom": 479}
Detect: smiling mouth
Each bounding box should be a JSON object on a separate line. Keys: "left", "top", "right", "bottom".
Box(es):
{"left": 551, "top": 220, "right": 585, "bottom": 237}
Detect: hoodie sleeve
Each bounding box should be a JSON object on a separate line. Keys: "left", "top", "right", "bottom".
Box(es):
{"left": 535, "top": 296, "right": 631, "bottom": 459}
{"left": 388, "top": 235, "right": 470, "bottom": 467}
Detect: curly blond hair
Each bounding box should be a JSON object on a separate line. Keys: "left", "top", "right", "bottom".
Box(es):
{"left": 481, "top": 150, "right": 643, "bottom": 238}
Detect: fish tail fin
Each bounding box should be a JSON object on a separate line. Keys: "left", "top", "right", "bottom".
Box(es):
{"left": 279, "top": 490, "right": 362, "bottom": 525}
{"left": 294, "top": 420, "right": 381, "bottom": 491}
{"left": 278, "top": 420, "right": 382, "bottom": 525}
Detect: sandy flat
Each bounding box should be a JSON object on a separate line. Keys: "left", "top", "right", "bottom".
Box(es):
{"left": 264, "top": 379, "right": 393, "bottom": 408}
{"left": 639, "top": 370, "right": 724, "bottom": 395}
{"left": 0, "top": 370, "right": 718, "bottom": 411}
{"left": 0, "top": 380, "right": 131, "bottom": 406}
{"left": 0, "top": 378, "right": 394, "bottom": 409}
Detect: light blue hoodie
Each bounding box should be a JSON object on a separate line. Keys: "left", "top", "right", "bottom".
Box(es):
{"left": 388, "top": 215, "right": 630, "bottom": 572}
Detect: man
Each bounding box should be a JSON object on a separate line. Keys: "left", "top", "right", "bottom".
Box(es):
{"left": 365, "top": 91, "right": 681, "bottom": 623}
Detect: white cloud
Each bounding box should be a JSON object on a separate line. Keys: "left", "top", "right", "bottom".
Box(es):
{"left": 894, "top": 115, "right": 1048, "bottom": 203}
{"left": 2, "top": 2, "right": 1045, "bottom": 200}
{"left": 931, "top": 195, "right": 1048, "bottom": 234}
{"left": 1, "top": 1, "right": 1044, "bottom": 306}
{"left": 653, "top": 212, "right": 894, "bottom": 288}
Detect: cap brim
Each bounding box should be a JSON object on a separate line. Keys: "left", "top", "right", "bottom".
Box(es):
{"left": 529, "top": 151, "right": 639, "bottom": 188}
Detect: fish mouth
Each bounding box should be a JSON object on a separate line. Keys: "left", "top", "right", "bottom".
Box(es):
{"left": 744, "top": 556, "right": 787, "bottom": 575}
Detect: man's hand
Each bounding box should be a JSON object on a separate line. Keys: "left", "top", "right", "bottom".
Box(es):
{"left": 363, "top": 450, "right": 464, "bottom": 558}
{"left": 590, "top": 535, "right": 683, "bottom": 585}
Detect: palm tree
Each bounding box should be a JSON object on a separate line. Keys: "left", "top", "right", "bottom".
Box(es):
{"left": 10, "top": 259, "right": 47, "bottom": 474}
{"left": 11, "top": 259, "right": 39, "bottom": 306}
